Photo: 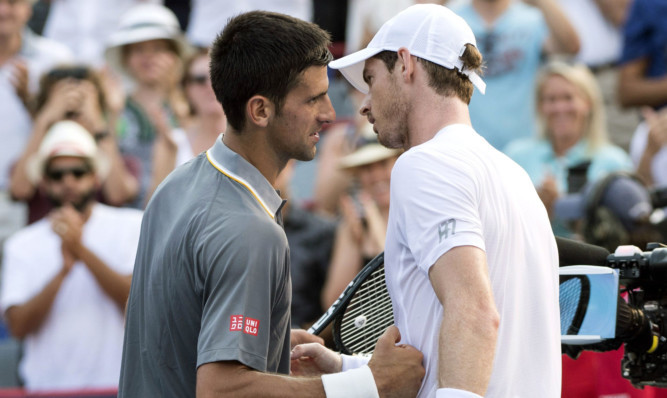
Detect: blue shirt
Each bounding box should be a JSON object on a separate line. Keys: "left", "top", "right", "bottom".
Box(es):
{"left": 451, "top": 2, "right": 548, "bottom": 150}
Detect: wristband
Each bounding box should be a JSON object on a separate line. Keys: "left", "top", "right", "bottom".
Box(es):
{"left": 435, "top": 388, "right": 483, "bottom": 398}
{"left": 341, "top": 353, "right": 371, "bottom": 372}
{"left": 321, "top": 365, "right": 379, "bottom": 398}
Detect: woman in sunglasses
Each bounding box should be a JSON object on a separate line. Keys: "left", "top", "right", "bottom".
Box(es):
{"left": 9, "top": 65, "right": 139, "bottom": 224}
{"left": 146, "top": 48, "right": 226, "bottom": 201}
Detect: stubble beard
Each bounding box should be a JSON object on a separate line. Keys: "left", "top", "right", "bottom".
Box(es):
{"left": 377, "top": 79, "right": 409, "bottom": 150}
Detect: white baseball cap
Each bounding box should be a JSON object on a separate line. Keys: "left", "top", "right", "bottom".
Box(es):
{"left": 329, "top": 4, "right": 485, "bottom": 95}
{"left": 27, "top": 121, "right": 110, "bottom": 184}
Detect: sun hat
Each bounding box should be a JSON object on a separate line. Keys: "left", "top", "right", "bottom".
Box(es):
{"left": 339, "top": 124, "right": 402, "bottom": 169}
{"left": 329, "top": 3, "right": 486, "bottom": 95}
{"left": 104, "top": 3, "right": 190, "bottom": 76}
{"left": 27, "top": 120, "right": 110, "bottom": 184}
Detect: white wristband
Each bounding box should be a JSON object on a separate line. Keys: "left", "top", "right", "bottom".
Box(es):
{"left": 435, "top": 388, "right": 483, "bottom": 398}
{"left": 321, "top": 365, "right": 379, "bottom": 398}
{"left": 340, "top": 353, "right": 371, "bottom": 372}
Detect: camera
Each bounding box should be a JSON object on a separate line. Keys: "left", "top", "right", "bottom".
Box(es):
{"left": 560, "top": 241, "right": 667, "bottom": 387}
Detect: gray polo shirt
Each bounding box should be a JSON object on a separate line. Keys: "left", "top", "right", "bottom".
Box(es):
{"left": 119, "top": 137, "right": 291, "bottom": 397}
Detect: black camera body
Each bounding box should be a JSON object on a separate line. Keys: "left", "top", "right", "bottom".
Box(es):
{"left": 604, "top": 245, "right": 667, "bottom": 387}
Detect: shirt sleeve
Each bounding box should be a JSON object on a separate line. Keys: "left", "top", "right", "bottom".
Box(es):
{"left": 619, "top": 0, "right": 651, "bottom": 64}
{"left": 391, "top": 149, "right": 486, "bottom": 273}
{"left": 195, "top": 215, "right": 290, "bottom": 372}
{"left": 0, "top": 236, "right": 36, "bottom": 312}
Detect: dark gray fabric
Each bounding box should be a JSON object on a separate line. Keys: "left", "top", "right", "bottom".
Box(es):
{"left": 119, "top": 138, "right": 291, "bottom": 398}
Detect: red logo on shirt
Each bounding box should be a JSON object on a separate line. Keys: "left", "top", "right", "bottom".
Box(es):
{"left": 230, "top": 315, "right": 244, "bottom": 331}
{"left": 244, "top": 317, "right": 260, "bottom": 336}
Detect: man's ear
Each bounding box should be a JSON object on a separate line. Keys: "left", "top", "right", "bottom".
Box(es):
{"left": 246, "top": 95, "right": 274, "bottom": 128}
{"left": 396, "top": 47, "right": 415, "bottom": 83}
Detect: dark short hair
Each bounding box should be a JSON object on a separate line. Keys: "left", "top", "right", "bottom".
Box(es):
{"left": 209, "top": 11, "right": 332, "bottom": 131}
{"left": 35, "top": 65, "right": 107, "bottom": 114}
{"left": 372, "top": 44, "right": 483, "bottom": 104}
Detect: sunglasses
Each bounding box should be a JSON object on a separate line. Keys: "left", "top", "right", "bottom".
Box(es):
{"left": 45, "top": 166, "right": 92, "bottom": 182}
{"left": 46, "top": 66, "right": 90, "bottom": 81}
{"left": 187, "top": 74, "right": 210, "bottom": 85}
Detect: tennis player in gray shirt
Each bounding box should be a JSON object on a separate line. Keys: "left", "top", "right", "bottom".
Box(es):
{"left": 118, "top": 10, "right": 424, "bottom": 398}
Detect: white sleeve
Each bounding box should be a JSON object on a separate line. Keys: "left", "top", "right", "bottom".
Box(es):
{"left": 341, "top": 353, "right": 371, "bottom": 371}
{"left": 390, "top": 150, "right": 485, "bottom": 273}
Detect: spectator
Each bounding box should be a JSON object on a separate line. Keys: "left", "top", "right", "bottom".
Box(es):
{"left": 557, "top": 0, "right": 635, "bottom": 148}
{"left": 9, "top": 65, "right": 139, "bottom": 223}
{"left": 274, "top": 160, "right": 336, "bottom": 330}
{"left": 555, "top": 171, "right": 663, "bottom": 253}
{"left": 617, "top": 0, "right": 667, "bottom": 110}
{"left": 104, "top": 3, "right": 191, "bottom": 208}
{"left": 0, "top": 0, "right": 72, "bottom": 244}
{"left": 450, "top": 0, "right": 580, "bottom": 151}
{"left": 556, "top": 172, "right": 667, "bottom": 398}
{"left": 630, "top": 107, "right": 667, "bottom": 187}
{"left": 312, "top": 89, "right": 368, "bottom": 217}
{"left": 146, "top": 47, "right": 226, "bottom": 200}
{"left": 504, "top": 61, "right": 633, "bottom": 234}
{"left": 321, "top": 127, "right": 400, "bottom": 308}
{"left": 41, "top": 0, "right": 161, "bottom": 67}
{"left": 618, "top": 0, "right": 667, "bottom": 189}
{"left": 179, "top": 47, "right": 225, "bottom": 158}
{"left": 0, "top": 120, "right": 143, "bottom": 392}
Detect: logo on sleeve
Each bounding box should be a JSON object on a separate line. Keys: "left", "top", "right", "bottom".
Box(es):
{"left": 244, "top": 317, "right": 260, "bottom": 336}
{"left": 438, "top": 218, "right": 457, "bottom": 243}
{"left": 230, "top": 315, "right": 244, "bottom": 331}
{"left": 229, "top": 315, "right": 260, "bottom": 336}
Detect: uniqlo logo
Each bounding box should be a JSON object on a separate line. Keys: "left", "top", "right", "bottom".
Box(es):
{"left": 230, "top": 315, "right": 244, "bottom": 331}
{"left": 244, "top": 317, "right": 260, "bottom": 336}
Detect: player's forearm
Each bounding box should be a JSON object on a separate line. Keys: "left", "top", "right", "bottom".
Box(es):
{"left": 437, "top": 304, "right": 499, "bottom": 395}
{"left": 197, "top": 362, "right": 326, "bottom": 398}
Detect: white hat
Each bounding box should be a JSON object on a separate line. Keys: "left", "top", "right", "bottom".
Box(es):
{"left": 104, "top": 3, "right": 190, "bottom": 76}
{"left": 27, "top": 121, "right": 110, "bottom": 184}
{"left": 329, "top": 4, "right": 485, "bottom": 95}
{"left": 339, "top": 124, "right": 402, "bottom": 169}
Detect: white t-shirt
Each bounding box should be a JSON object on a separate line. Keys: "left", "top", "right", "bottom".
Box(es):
{"left": 384, "top": 124, "right": 561, "bottom": 397}
{"left": 629, "top": 121, "right": 667, "bottom": 187}
{"left": 0, "top": 204, "right": 143, "bottom": 391}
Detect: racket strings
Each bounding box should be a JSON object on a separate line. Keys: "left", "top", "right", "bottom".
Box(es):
{"left": 337, "top": 266, "right": 394, "bottom": 354}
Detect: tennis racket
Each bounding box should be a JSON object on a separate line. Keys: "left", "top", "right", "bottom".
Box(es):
{"left": 308, "top": 252, "right": 394, "bottom": 355}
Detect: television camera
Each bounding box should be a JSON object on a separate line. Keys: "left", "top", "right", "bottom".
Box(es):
{"left": 560, "top": 238, "right": 667, "bottom": 387}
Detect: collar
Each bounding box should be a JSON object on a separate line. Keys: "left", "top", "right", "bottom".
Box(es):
{"left": 206, "top": 135, "right": 285, "bottom": 220}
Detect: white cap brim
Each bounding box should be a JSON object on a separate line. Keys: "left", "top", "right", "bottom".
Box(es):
{"left": 329, "top": 47, "right": 384, "bottom": 94}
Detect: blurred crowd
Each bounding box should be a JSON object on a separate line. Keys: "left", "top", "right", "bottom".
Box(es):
{"left": 0, "top": 0, "right": 665, "bottom": 396}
